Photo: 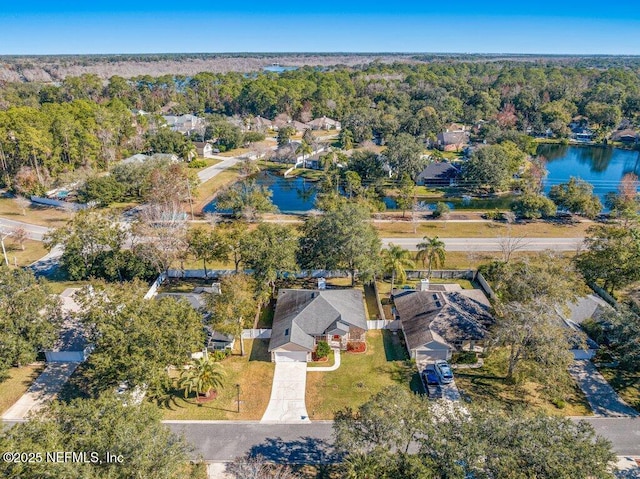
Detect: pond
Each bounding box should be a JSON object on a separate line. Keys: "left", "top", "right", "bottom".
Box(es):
{"left": 204, "top": 171, "right": 318, "bottom": 214}
{"left": 538, "top": 144, "right": 640, "bottom": 202}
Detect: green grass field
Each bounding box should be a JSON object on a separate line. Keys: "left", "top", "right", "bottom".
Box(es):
{"left": 305, "top": 330, "right": 423, "bottom": 419}
{"left": 0, "top": 364, "right": 44, "bottom": 415}
{"left": 159, "top": 339, "right": 275, "bottom": 420}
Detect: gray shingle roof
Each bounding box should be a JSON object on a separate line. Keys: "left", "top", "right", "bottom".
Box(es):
{"left": 393, "top": 290, "right": 492, "bottom": 351}
{"left": 415, "top": 162, "right": 459, "bottom": 182}
{"left": 269, "top": 289, "right": 367, "bottom": 352}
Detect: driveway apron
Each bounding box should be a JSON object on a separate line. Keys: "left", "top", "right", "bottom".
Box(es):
{"left": 261, "top": 362, "right": 310, "bottom": 423}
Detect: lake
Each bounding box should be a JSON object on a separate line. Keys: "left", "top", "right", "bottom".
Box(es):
{"left": 204, "top": 145, "right": 640, "bottom": 214}
{"left": 538, "top": 144, "right": 640, "bottom": 202}
{"left": 204, "top": 171, "right": 318, "bottom": 214}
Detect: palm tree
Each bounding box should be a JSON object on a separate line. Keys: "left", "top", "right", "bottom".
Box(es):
{"left": 416, "top": 236, "right": 446, "bottom": 279}
{"left": 296, "top": 140, "right": 313, "bottom": 164}
{"left": 381, "top": 243, "right": 414, "bottom": 295}
{"left": 180, "top": 356, "right": 225, "bottom": 399}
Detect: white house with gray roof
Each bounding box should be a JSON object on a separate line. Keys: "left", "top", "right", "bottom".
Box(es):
{"left": 268, "top": 289, "right": 367, "bottom": 362}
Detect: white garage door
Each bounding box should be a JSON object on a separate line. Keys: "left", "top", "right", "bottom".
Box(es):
{"left": 416, "top": 349, "right": 449, "bottom": 364}
{"left": 274, "top": 351, "right": 307, "bottom": 363}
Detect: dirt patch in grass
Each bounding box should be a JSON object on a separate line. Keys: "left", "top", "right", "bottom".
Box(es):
{"left": 454, "top": 349, "right": 592, "bottom": 416}
{"left": 0, "top": 364, "right": 45, "bottom": 414}
{"left": 160, "top": 339, "right": 274, "bottom": 420}
{"left": 306, "top": 330, "right": 423, "bottom": 420}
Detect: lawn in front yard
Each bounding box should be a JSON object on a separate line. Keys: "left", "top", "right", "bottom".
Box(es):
{"left": 0, "top": 364, "right": 44, "bottom": 415}
{"left": 159, "top": 339, "right": 275, "bottom": 420}
{"left": 305, "top": 330, "right": 423, "bottom": 420}
{"left": 3, "top": 239, "right": 48, "bottom": 267}
{"left": 0, "top": 197, "right": 73, "bottom": 227}
{"left": 453, "top": 349, "right": 592, "bottom": 416}
{"left": 599, "top": 368, "right": 640, "bottom": 410}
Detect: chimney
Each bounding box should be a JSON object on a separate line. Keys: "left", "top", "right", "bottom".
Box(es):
{"left": 417, "top": 278, "right": 430, "bottom": 291}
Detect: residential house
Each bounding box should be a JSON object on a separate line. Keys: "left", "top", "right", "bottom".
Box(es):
{"left": 611, "top": 129, "right": 639, "bottom": 144}
{"left": 415, "top": 162, "right": 460, "bottom": 186}
{"left": 121, "top": 152, "right": 180, "bottom": 165}
{"left": 194, "top": 141, "right": 215, "bottom": 158}
{"left": 251, "top": 116, "right": 274, "bottom": 132}
{"left": 393, "top": 286, "right": 493, "bottom": 365}
{"left": 204, "top": 325, "right": 235, "bottom": 352}
{"left": 307, "top": 116, "right": 341, "bottom": 131}
{"left": 268, "top": 289, "right": 368, "bottom": 362}
{"left": 436, "top": 125, "right": 470, "bottom": 152}
{"left": 162, "top": 114, "right": 206, "bottom": 136}
{"left": 291, "top": 121, "right": 309, "bottom": 134}
{"left": 557, "top": 295, "right": 609, "bottom": 360}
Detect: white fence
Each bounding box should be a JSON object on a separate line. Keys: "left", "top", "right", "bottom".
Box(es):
{"left": 242, "top": 329, "right": 272, "bottom": 339}
{"left": 144, "top": 273, "right": 167, "bottom": 299}
{"left": 367, "top": 320, "right": 401, "bottom": 330}
{"left": 45, "top": 345, "right": 93, "bottom": 363}
{"left": 31, "top": 196, "right": 89, "bottom": 211}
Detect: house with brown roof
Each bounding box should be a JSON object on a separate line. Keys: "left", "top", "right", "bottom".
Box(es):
{"left": 393, "top": 286, "right": 493, "bottom": 364}
{"left": 307, "top": 116, "right": 341, "bottom": 131}
{"left": 436, "top": 125, "right": 470, "bottom": 152}
{"left": 268, "top": 289, "right": 367, "bottom": 362}
{"left": 194, "top": 141, "right": 214, "bottom": 158}
{"left": 611, "top": 129, "right": 639, "bottom": 144}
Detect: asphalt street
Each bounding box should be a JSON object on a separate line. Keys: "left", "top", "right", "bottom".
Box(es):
{"left": 165, "top": 417, "right": 640, "bottom": 462}
{"left": 0, "top": 217, "right": 50, "bottom": 241}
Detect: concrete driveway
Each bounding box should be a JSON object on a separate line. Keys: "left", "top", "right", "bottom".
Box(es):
{"left": 2, "top": 362, "right": 79, "bottom": 420}
{"left": 261, "top": 362, "right": 310, "bottom": 423}
{"left": 569, "top": 360, "right": 638, "bottom": 417}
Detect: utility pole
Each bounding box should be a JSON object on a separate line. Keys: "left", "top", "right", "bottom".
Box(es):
{"left": 186, "top": 178, "right": 195, "bottom": 221}
{"left": 236, "top": 384, "right": 240, "bottom": 413}
{"left": 0, "top": 230, "right": 11, "bottom": 267}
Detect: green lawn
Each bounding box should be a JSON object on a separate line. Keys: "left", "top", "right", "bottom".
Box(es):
{"left": 306, "top": 330, "right": 423, "bottom": 419}
{"left": 454, "top": 349, "right": 592, "bottom": 416}
{"left": 4, "top": 239, "right": 48, "bottom": 267}
{"left": 375, "top": 219, "right": 592, "bottom": 238}
{"left": 0, "top": 364, "right": 44, "bottom": 415}
{"left": 159, "top": 339, "right": 275, "bottom": 420}
{"left": 0, "top": 197, "right": 73, "bottom": 227}
{"left": 599, "top": 368, "right": 640, "bottom": 411}
{"left": 193, "top": 165, "right": 243, "bottom": 214}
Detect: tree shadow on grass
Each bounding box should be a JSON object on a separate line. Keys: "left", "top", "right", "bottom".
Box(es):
{"left": 248, "top": 339, "right": 271, "bottom": 362}
{"left": 381, "top": 329, "right": 408, "bottom": 362}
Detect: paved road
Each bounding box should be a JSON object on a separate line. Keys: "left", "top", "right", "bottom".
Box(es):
{"left": 165, "top": 421, "right": 335, "bottom": 463}
{"left": 261, "top": 362, "right": 310, "bottom": 423}
{"left": 383, "top": 236, "right": 584, "bottom": 252}
{"left": 164, "top": 417, "right": 640, "bottom": 462}
{"left": 197, "top": 157, "right": 242, "bottom": 183}
{"left": 0, "top": 217, "right": 51, "bottom": 241}
{"left": 569, "top": 361, "right": 639, "bottom": 417}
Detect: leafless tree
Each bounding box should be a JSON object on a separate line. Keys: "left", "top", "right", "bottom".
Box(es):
{"left": 134, "top": 200, "right": 188, "bottom": 275}
{"left": 11, "top": 226, "right": 27, "bottom": 250}
{"left": 498, "top": 227, "right": 530, "bottom": 263}
{"left": 12, "top": 195, "right": 30, "bottom": 216}
{"left": 226, "top": 455, "right": 301, "bottom": 479}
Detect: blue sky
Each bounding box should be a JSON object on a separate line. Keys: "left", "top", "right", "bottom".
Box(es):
{"left": 1, "top": 1, "right": 639, "bottom": 55}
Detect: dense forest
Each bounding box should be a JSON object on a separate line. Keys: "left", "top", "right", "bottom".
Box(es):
{"left": 0, "top": 60, "right": 639, "bottom": 191}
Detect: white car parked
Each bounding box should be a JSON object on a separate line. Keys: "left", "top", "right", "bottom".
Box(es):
{"left": 434, "top": 360, "right": 454, "bottom": 384}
